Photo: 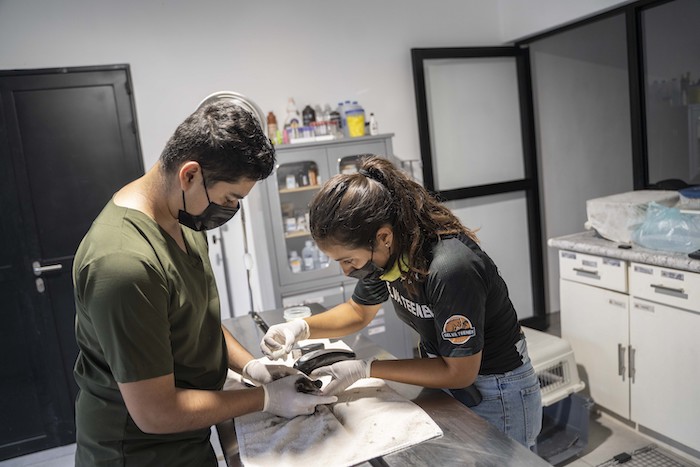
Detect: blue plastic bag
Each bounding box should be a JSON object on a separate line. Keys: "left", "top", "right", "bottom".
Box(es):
{"left": 632, "top": 202, "right": 700, "bottom": 253}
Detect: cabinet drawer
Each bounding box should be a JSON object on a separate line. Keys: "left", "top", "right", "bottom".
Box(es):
{"left": 629, "top": 263, "right": 700, "bottom": 311}
{"left": 559, "top": 250, "right": 627, "bottom": 293}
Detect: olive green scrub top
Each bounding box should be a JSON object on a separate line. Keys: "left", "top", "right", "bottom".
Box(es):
{"left": 73, "top": 200, "right": 227, "bottom": 466}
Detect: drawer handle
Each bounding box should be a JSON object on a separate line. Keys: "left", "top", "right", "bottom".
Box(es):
{"left": 573, "top": 267, "right": 599, "bottom": 278}
{"left": 617, "top": 343, "right": 626, "bottom": 381}
{"left": 629, "top": 345, "right": 636, "bottom": 384}
{"left": 650, "top": 283, "right": 687, "bottom": 299}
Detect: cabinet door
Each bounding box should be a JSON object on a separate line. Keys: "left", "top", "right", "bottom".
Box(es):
{"left": 560, "top": 279, "right": 630, "bottom": 418}
{"left": 267, "top": 148, "right": 341, "bottom": 286}
{"left": 630, "top": 297, "right": 700, "bottom": 452}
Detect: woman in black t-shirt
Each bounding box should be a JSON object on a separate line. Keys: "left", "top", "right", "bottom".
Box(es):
{"left": 260, "top": 155, "right": 542, "bottom": 449}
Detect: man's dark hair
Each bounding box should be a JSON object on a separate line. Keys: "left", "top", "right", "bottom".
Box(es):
{"left": 160, "top": 100, "right": 275, "bottom": 183}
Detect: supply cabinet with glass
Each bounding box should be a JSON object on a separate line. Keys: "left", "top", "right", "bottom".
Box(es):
{"left": 261, "top": 134, "right": 418, "bottom": 359}
{"left": 265, "top": 134, "right": 397, "bottom": 289}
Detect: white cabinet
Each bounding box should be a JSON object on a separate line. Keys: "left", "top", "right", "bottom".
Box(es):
{"left": 559, "top": 250, "right": 700, "bottom": 453}
{"left": 629, "top": 296, "right": 700, "bottom": 452}
{"left": 559, "top": 251, "right": 629, "bottom": 418}
{"left": 628, "top": 262, "right": 700, "bottom": 453}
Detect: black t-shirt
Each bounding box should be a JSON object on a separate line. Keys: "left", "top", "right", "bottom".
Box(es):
{"left": 353, "top": 234, "right": 522, "bottom": 375}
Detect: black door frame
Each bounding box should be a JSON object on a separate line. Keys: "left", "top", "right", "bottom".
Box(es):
{"left": 411, "top": 46, "right": 547, "bottom": 330}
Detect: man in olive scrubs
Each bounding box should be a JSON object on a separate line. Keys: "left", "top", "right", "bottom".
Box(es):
{"left": 72, "top": 101, "right": 336, "bottom": 466}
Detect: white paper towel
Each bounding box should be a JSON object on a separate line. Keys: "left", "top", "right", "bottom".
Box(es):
{"left": 234, "top": 378, "right": 443, "bottom": 467}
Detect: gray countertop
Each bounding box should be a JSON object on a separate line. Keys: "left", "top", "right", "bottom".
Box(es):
{"left": 217, "top": 307, "right": 550, "bottom": 467}
{"left": 548, "top": 230, "right": 700, "bottom": 272}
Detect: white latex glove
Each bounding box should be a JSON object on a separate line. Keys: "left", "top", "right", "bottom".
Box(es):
{"left": 310, "top": 358, "right": 375, "bottom": 396}
{"left": 241, "top": 358, "right": 303, "bottom": 385}
{"left": 260, "top": 319, "right": 310, "bottom": 360}
{"left": 262, "top": 375, "right": 338, "bottom": 418}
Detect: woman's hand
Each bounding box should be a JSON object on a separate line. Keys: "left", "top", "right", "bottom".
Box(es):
{"left": 310, "top": 358, "right": 375, "bottom": 396}
{"left": 259, "top": 319, "right": 311, "bottom": 360}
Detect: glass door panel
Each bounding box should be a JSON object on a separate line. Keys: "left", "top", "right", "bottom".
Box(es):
{"left": 446, "top": 192, "right": 534, "bottom": 319}
{"left": 641, "top": 0, "right": 700, "bottom": 185}
{"left": 267, "top": 148, "right": 339, "bottom": 286}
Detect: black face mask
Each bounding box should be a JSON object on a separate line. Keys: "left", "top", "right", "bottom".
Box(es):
{"left": 178, "top": 170, "right": 239, "bottom": 231}
{"left": 348, "top": 245, "right": 397, "bottom": 281}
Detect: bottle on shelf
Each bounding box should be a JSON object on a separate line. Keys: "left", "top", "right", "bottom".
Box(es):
{"left": 302, "top": 240, "right": 318, "bottom": 271}
{"left": 329, "top": 105, "right": 342, "bottom": 138}
{"left": 302, "top": 105, "right": 316, "bottom": 126}
{"left": 369, "top": 112, "right": 379, "bottom": 135}
{"left": 289, "top": 250, "right": 302, "bottom": 273}
{"left": 267, "top": 112, "right": 278, "bottom": 141}
{"left": 284, "top": 98, "right": 302, "bottom": 137}
{"left": 318, "top": 247, "right": 330, "bottom": 269}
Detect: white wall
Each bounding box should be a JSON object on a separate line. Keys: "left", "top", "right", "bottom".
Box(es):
{"left": 0, "top": 0, "right": 503, "bottom": 314}
{"left": 0, "top": 0, "right": 503, "bottom": 168}
{"left": 529, "top": 14, "right": 634, "bottom": 313}
{"left": 497, "top": 0, "right": 634, "bottom": 43}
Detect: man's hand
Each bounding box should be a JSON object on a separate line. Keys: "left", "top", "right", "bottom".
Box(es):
{"left": 260, "top": 320, "right": 310, "bottom": 360}
{"left": 241, "top": 358, "right": 302, "bottom": 385}
{"left": 310, "top": 359, "right": 375, "bottom": 396}
{"left": 262, "top": 375, "right": 337, "bottom": 418}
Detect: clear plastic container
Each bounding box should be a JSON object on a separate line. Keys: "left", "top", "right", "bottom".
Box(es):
{"left": 302, "top": 240, "right": 317, "bottom": 271}
{"left": 283, "top": 305, "right": 311, "bottom": 321}
{"left": 288, "top": 250, "right": 302, "bottom": 273}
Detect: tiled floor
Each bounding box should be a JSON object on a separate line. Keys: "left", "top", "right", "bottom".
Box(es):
{"left": 3, "top": 313, "right": 699, "bottom": 467}
{"left": 0, "top": 428, "right": 228, "bottom": 467}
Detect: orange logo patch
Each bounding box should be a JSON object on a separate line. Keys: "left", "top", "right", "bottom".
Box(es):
{"left": 441, "top": 315, "right": 476, "bottom": 344}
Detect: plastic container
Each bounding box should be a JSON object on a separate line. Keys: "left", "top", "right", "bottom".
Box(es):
{"left": 346, "top": 101, "right": 365, "bottom": 137}
{"left": 302, "top": 105, "right": 316, "bottom": 126}
{"left": 318, "top": 248, "right": 330, "bottom": 269}
{"left": 678, "top": 185, "right": 700, "bottom": 209}
{"left": 522, "top": 327, "right": 585, "bottom": 407}
{"left": 288, "top": 251, "right": 302, "bottom": 273}
{"left": 335, "top": 102, "right": 346, "bottom": 133}
{"left": 536, "top": 393, "right": 594, "bottom": 465}
{"left": 302, "top": 240, "right": 318, "bottom": 271}
{"left": 284, "top": 98, "right": 301, "bottom": 128}
{"left": 266, "top": 112, "right": 278, "bottom": 140}
{"left": 369, "top": 112, "right": 379, "bottom": 135}
{"left": 283, "top": 305, "right": 311, "bottom": 321}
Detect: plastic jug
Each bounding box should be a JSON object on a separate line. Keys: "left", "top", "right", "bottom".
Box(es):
{"left": 346, "top": 101, "right": 365, "bottom": 138}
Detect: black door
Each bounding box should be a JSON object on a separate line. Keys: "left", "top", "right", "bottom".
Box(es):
{"left": 0, "top": 65, "right": 143, "bottom": 460}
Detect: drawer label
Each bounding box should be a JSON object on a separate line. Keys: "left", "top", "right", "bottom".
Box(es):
{"left": 582, "top": 259, "right": 597, "bottom": 268}
{"left": 634, "top": 302, "right": 655, "bottom": 312}
{"left": 603, "top": 258, "right": 621, "bottom": 267}
{"left": 661, "top": 270, "right": 684, "bottom": 281}
{"left": 634, "top": 265, "right": 653, "bottom": 275}
{"left": 561, "top": 251, "right": 576, "bottom": 259}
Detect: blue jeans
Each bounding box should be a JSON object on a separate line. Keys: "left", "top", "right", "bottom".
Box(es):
{"left": 469, "top": 339, "right": 542, "bottom": 450}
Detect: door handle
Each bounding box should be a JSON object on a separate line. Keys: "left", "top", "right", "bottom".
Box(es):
{"left": 573, "top": 267, "right": 599, "bottom": 279}
{"left": 32, "top": 261, "right": 63, "bottom": 276}
{"left": 629, "top": 345, "right": 636, "bottom": 383}
{"left": 617, "top": 343, "right": 626, "bottom": 381}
